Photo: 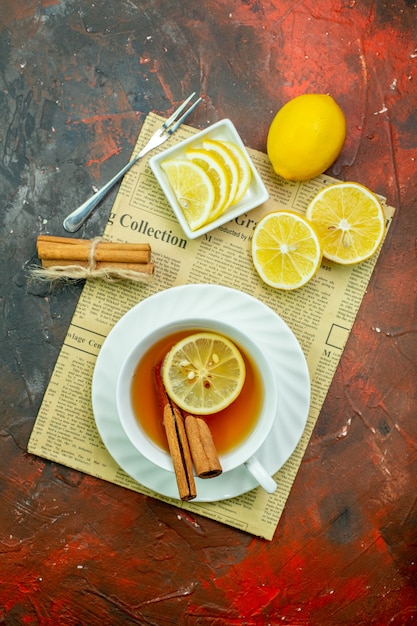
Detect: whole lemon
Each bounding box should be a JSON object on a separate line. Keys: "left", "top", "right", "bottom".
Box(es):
{"left": 267, "top": 94, "right": 346, "bottom": 181}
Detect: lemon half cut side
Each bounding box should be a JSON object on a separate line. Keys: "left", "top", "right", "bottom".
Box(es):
{"left": 252, "top": 211, "right": 323, "bottom": 290}
{"left": 162, "top": 332, "right": 246, "bottom": 415}
{"left": 306, "top": 182, "right": 386, "bottom": 265}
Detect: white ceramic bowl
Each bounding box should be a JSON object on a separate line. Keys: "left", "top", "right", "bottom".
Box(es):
{"left": 116, "top": 318, "right": 278, "bottom": 482}
{"left": 149, "top": 118, "right": 269, "bottom": 239}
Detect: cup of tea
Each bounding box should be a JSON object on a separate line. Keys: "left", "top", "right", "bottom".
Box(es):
{"left": 116, "top": 319, "right": 279, "bottom": 493}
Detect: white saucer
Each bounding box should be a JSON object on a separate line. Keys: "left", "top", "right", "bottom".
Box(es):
{"left": 91, "top": 284, "right": 310, "bottom": 502}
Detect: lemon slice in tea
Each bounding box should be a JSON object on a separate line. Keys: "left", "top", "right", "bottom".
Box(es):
{"left": 161, "top": 159, "right": 215, "bottom": 231}
{"left": 162, "top": 332, "right": 246, "bottom": 415}
{"left": 306, "top": 182, "right": 386, "bottom": 265}
{"left": 252, "top": 210, "right": 323, "bottom": 290}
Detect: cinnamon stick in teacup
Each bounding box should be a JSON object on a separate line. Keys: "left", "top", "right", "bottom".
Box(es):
{"left": 184, "top": 415, "right": 222, "bottom": 479}
{"left": 153, "top": 366, "right": 196, "bottom": 501}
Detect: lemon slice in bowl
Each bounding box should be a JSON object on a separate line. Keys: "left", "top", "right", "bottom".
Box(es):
{"left": 202, "top": 139, "right": 240, "bottom": 209}
{"left": 162, "top": 332, "right": 246, "bottom": 415}
{"left": 186, "top": 148, "right": 231, "bottom": 219}
{"left": 305, "top": 182, "right": 386, "bottom": 265}
{"left": 252, "top": 211, "right": 323, "bottom": 290}
{"left": 161, "top": 159, "right": 215, "bottom": 231}
{"left": 222, "top": 140, "right": 252, "bottom": 203}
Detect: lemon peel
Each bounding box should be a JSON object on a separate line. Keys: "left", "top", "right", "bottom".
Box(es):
{"left": 267, "top": 94, "right": 346, "bottom": 181}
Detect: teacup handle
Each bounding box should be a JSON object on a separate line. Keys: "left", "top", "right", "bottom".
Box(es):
{"left": 244, "top": 456, "right": 277, "bottom": 493}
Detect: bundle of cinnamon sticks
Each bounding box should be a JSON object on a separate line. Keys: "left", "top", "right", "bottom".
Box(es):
{"left": 35, "top": 235, "right": 154, "bottom": 280}
{"left": 154, "top": 365, "right": 222, "bottom": 501}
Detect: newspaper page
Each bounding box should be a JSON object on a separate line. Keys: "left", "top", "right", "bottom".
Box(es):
{"left": 28, "top": 113, "right": 395, "bottom": 540}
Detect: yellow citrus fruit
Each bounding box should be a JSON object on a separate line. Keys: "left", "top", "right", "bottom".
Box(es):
{"left": 252, "top": 211, "right": 323, "bottom": 290}
{"left": 222, "top": 141, "right": 252, "bottom": 203}
{"left": 203, "top": 139, "right": 240, "bottom": 207}
{"left": 186, "top": 148, "right": 231, "bottom": 219}
{"left": 162, "top": 332, "right": 246, "bottom": 415}
{"left": 161, "top": 159, "right": 215, "bottom": 231}
{"left": 306, "top": 182, "right": 386, "bottom": 265}
{"left": 267, "top": 94, "right": 346, "bottom": 181}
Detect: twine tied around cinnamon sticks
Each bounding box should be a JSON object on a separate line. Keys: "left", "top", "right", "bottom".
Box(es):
{"left": 30, "top": 235, "right": 154, "bottom": 284}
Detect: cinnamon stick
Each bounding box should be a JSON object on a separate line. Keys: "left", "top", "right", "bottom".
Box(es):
{"left": 154, "top": 362, "right": 222, "bottom": 488}
{"left": 184, "top": 415, "right": 222, "bottom": 478}
{"left": 37, "top": 235, "right": 151, "bottom": 252}
{"left": 37, "top": 238, "right": 151, "bottom": 264}
{"left": 154, "top": 366, "right": 196, "bottom": 501}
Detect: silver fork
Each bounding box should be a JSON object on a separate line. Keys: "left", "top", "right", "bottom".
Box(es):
{"left": 63, "top": 92, "right": 203, "bottom": 232}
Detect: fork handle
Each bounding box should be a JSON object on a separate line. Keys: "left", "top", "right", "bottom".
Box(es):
{"left": 62, "top": 154, "right": 140, "bottom": 232}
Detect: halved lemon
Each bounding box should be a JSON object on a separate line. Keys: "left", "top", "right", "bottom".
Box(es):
{"left": 252, "top": 211, "right": 323, "bottom": 290}
{"left": 306, "top": 182, "right": 386, "bottom": 265}
{"left": 222, "top": 140, "right": 252, "bottom": 203}
{"left": 186, "top": 148, "right": 231, "bottom": 219}
{"left": 161, "top": 159, "right": 215, "bottom": 231}
{"left": 203, "top": 139, "right": 240, "bottom": 208}
{"left": 162, "top": 332, "right": 246, "bottom": 415}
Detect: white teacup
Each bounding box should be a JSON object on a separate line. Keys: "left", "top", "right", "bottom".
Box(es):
{"left": 116, "top": 319, "right": 279, "bottom": 493}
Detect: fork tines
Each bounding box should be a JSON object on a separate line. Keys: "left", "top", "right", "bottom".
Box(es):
{"left": 163, "top": 92, "right": 203, "bottom": 135}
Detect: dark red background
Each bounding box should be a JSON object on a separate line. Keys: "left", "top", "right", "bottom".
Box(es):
{"left": 1, "top": 1, "right": 416, "bottom": 624}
